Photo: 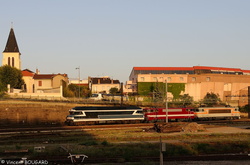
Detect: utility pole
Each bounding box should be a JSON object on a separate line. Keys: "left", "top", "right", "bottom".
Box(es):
{"left": 120, "top": 82, "right": 123, "bottom": 106}
{"left": 76, "top": 67, "right": 80, "bottom": 99}
{"left": 165, "top": 79, "right": 168, "bottom": 123}
{"left": 159, "top": 136, "right": 166, "bottom": 165}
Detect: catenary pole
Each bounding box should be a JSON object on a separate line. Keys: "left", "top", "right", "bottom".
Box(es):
{"left": 165, "top": 79, "right": 168, "bottom": 123}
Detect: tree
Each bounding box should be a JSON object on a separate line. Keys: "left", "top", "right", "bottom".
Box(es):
{"left": 179, "top": 94, "right": 194, "bottom": 106}
{"left": 109, "top": 87, "right": 119, "bottom": 95}
{"left": 0, "top": 65, "right": 24, "bottom": 92}
{"left": 202, "top": 92, "right": 221, "bottom": 106}
{"left": 65, "top": 84, "right": 90, "bottom": 98}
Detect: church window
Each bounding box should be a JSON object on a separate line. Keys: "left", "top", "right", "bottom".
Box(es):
{"left": 12, "top": 57, "right": 14, "bottom": 67}
{"left": 8, "top": 57, "right": 10, "bottom": 66}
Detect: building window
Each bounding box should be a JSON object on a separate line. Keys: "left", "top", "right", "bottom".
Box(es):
{"left": 12, "top": 57, "right": 14, "bottom": 67}
{"left": 206, "top": 77, "right": 210, "bottom": 81}
{"left": 180, "top": 77, "right": 184, "bottom": 81}
{"left": 8, "top": 57, "right": 10, "bottom": 66}
{"left": 141, "top": 77, "right": 144, "bottom": 81}
{"left": 38, "top": 81, "right": 42, "bottom": 86}
{"left": 153, "top": 77, "right": 157, "bottom": 82}
{"left": 192, "top": 77, "right": 196, "bottom": 82}
{"left": 167, "top": 77, "right": 171, "bottom": 82}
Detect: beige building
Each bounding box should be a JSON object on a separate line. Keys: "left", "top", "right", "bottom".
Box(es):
{"left": 22, "top": 69, "right": 35, "bottom": 93}
{"left": 127, "top": 66, "right": 250, "bottom": 106}
{"left": 88, "top": 76, "right": 120, "bottom": 94}
{"left": 33, "top": 73, "right": 68, "bottom": 93}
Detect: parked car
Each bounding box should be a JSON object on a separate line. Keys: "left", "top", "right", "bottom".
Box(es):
{"left": 89, "top": 93, "right": 103, "bottom": 100}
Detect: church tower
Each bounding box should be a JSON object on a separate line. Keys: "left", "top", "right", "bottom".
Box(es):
{"left": 2, "top": 27, "right": 21, "bottom": 70}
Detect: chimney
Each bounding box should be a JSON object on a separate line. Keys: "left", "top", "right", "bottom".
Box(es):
{"left": 36, "top": 69, "right": 40, "bottom": 74}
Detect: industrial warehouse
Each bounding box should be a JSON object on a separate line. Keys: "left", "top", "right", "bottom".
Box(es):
{"left": 127, "top": 66, "right": 250, "bottom": 106}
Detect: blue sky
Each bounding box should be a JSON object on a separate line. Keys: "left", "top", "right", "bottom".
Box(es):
{"left": 0, "top": 0, "right": 249, "bottom": 82}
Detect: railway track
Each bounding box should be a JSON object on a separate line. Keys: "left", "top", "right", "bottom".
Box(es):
{"left": 0, "top": 119, "right": 249, "bottom": 135}
{"left": 197, "top": 118, "right": 250, "bottom": 125}
{"left": 0, "top": 123, "right": 154, "bottom": 135}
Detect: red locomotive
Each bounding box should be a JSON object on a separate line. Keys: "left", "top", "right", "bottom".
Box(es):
{"left": 144, "top": 107, "right": 195, "bottom": 122}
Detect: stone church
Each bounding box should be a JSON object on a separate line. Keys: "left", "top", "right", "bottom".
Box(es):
{"left": 2, "top": 27, "right": 68, "bottom": 98}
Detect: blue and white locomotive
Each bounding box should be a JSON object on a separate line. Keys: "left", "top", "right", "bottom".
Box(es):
{"left": 65, "top": 106, "right": 144, "bottom": 125}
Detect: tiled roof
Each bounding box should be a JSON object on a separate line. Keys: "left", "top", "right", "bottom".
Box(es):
{"left": 22, "top": 69, "right": 34, "bottom": 77}
{"left": 33, "top": 74, "right": 56, "bottom": 79}
{"left": 133, "top": 66, "right": 250, "bottom": 73}
{"left": 133, "top": 67, "right": 194, "bottom": 71}
{"left": 33, "top": 74, "right": 68, "bottom": 79}
{"left": 193, "top": 66, "right": 242, "bottom": 72}
{"left": 91, "top": 77, "right": 120, "bottom": 84}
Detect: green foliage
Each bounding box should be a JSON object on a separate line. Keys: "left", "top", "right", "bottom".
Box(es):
{"left": 179, "top": 94, "right": 194, "bottom": 106}
{"left": 138, "top": 82, "right": 165, "bottom": 96}
{"left": 64, "top": 84, "right": 90, "bottom": 97}
{"left": 168, "top": 83, "right": 185, "bottom": 100}
{"left": 0, "top": 65, "right": 24, "bottom": 91}
{"left": 109, "top": 87, "right": 119, "bottom": 95}
{"left": 202, "top": 92, "right": 221, "bottom": 106}
{"left": 0, "top": 81, "right": 7, "bottom": 93}
{"left": 63, "top": 87, "right": 75, "bottom": 97}
{"left": 239, "top": 104, "right": 250, "bottom": 113}
{"left": 137, "top": 82, "right": 185, "bottom": 100}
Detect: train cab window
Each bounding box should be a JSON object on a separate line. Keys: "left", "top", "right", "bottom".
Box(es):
{"left": 135, "top": 110, "right": 143, "bottom": 114}
{"left": 73, "top": 112, "right": 83, "bottom": 115}
{"left": 196, "top": 109, "right": 204, "bottom": 112}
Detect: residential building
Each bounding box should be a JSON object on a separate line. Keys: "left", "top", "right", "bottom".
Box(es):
{"left": 33, "top": 73, "right": 68, "bottom": 93}
{"left": 69, "top": 79, "right": 88, "bottom": 87}
{"left": 88, "top": 76, "right": 120, "bottom": 94}
{"left": 22, "top": 69, "right": 35, "bottom": 93}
